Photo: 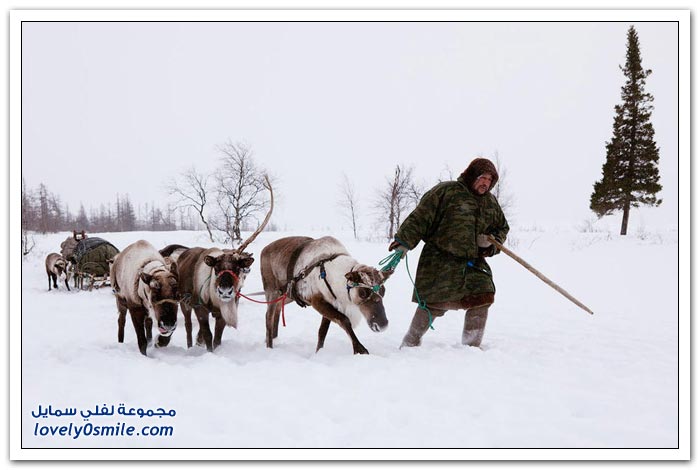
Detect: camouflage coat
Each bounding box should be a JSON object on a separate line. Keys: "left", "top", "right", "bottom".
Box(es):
{"left": 394, "top": 165, "right": 509, "bottom": 304}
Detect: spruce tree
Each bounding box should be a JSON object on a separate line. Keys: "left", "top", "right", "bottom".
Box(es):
{"left": 590, "top": 26, "right": 662, "bottom": 235}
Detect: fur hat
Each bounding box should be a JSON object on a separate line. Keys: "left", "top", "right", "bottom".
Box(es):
{"left": 458, "top": 158, "right": 499, "bottom": 193}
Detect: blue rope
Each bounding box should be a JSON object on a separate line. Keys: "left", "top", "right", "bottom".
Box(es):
{"left": 378, "top": 250, "right": 404, "bottom": 273}
{"left": 379, "top": 250, "right": 434, "bottom": 330}
{"left": 403, "top": 254, "right": 434, "bottom": 330}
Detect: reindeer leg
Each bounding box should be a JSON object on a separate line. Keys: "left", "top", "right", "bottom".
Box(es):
{"left": 194, "top": 306, "right": 213, "bottom": 352}
{"left": 47, "top": 273, "right": 52, "bottom": 291}
{"left": 272, "top": 299, "right": 286, "bottom": 339}
{"left": 213, "top": 315, "right": 225, "bottom": 350}
{"left": 181, "top": 301, "right": 193, "bottom": 348}
{"left": 51, "top": 273, "right": 58, "bottom": 289}
{"left": 129, "top": 307, "right": 149, "bottom": 356}
{"left": 265, "top": 298, "right": 277, "bottom": 348}
{"left": 144, "top": 316, "right": 153, "bottom": 344}
{"left": 310, "top": 298, "right": 369, "bottom": 355}
{"left": 116, "top": 297, "right": 128, "bottom": 343}
{"left": 64, "top": 277, "right": 70, "bottom": 291}
{"left": 316, "top": 317, "right": 331, "bottom": 353}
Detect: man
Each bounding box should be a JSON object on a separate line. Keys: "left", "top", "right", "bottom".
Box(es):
{"left": 389, "top": 157, "right": 509, "bottom": 348}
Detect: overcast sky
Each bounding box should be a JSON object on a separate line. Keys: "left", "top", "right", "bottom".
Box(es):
{"left": 21, "top": 19, "right": 679, "bottom": 234}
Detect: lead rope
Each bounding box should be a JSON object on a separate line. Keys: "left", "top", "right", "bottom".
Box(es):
{"left": 378, "top": 250, "right": 403, "bottom": 273}
{"left": 236, "top": 292, "right": 289, "bottom": 327}
{"left": 379, "top": 250, "right": 434, "bottom": 330}
{"left": 235, "top": 257, "right": 341, "bottom": 328}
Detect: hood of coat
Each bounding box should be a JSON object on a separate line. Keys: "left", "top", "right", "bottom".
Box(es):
{"left": 458, "top": 158, "right": 499, "bottom": 195}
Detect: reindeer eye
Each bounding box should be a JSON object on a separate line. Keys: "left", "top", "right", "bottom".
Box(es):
{"left": 359, "top": 289, "right": 370, "bottom": 299}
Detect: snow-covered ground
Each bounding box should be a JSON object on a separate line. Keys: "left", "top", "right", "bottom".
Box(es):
{"left": 18, "top": 227, "right": 679, "bottom": 451}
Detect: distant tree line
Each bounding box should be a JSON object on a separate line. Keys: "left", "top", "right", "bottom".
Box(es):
{"left": 21, "top": 177, "right": 202, "bottom": 235}
{"left": 22, "top": 139, "right": 275, "bottom": 251}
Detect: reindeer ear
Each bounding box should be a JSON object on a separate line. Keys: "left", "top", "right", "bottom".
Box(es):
{"left": 204, "top": 255, "right": 217, "bottom": 267}
{"left": 240, "top": 256, "right": 255, "bottom": 268}
{"left": 140, "top": 272, "right": 153, "bottom": 285}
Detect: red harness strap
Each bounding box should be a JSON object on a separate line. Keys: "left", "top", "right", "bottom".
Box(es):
{"left": 236, "top": 292, "right": 289, "bottom": 327}
{"left": 219, "top": 269, "right": 289, "bottom": 327}
{"left": 217, "top": 269, "right": 240, "bottom": 283}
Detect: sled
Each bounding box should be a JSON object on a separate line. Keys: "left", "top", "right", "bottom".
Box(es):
{"left": 60, "top": 231, "right": 120, "bottom": 291}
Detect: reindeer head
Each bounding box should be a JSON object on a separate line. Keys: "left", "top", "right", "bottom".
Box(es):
{"left": 345, "top": 266, "right": 390, "bottom": 332}
{"left": 54, "top": 258, "right": 67, "bottom": 278}
{"left": 204, "top": 251, "right": 255, "bottom": 303}
{"left": 73, "top": 230, "right": 87, "bottom": 241}
{"left": 140, "top": 262, "right": 180, "bottom": 337}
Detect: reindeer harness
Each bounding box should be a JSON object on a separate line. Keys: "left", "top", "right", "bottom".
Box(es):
{"left": 286, "top": 254, "right": 344, "bottom": 307}
{"left": 285, "top": 253, "right": 386, "bottom": 307}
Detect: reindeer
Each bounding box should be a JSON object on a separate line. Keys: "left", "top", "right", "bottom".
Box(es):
{"left": 45, "top": 253, "right": 70, "bottom": 291}
{"left": 111, "top": 240, "right": 180, "bottom": 356}
{"left": 177, "top": 176, "right": 274, "bottom": 351}
{"left": 260, "top": 236, "right": 390, "bottom": 355}
{"left": 60, "top": 230, "right": 88, "bottom": 289}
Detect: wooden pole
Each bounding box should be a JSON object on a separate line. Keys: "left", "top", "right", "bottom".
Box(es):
{"left": 487, "top": 236, "right": 594, "bottom": 315}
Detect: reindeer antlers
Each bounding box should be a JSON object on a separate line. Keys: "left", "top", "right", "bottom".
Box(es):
{"left": 237, "top": 174, "right": 274, "bottom": 254}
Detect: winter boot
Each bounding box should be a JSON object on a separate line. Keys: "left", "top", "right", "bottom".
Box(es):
{"left": 400, "top": 307, "right": 445, "bottom": 348}
{"left": 462, "top": 305, "right": 489, "bottom": 347}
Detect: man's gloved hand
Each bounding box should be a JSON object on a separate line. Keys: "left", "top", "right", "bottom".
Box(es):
{"left": 388, "top": 240, "right": 408, "bottom": 258}
{"left": 477, "top": 234, "right": 493, "bottom": 248}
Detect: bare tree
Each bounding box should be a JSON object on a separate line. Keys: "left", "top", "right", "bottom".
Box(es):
{"left": 437, "top": 162, "right": 455, "bottom": 183}
{"left": 22, "top": 230, "right": 35, "bottom": 256}
{"left": 37, "top": 183, "right": 50, "bottom": 234}
{"left": 375, "top": 164, "right": 421, "bottom": 241}
{"left": 75, "top": 203, "right": 89, "bottom": 230}
{"left": 489, "top": 151, "right": 515, "bottom": 221}
{"left": 21, "top": 177, "right": 34, "bottom": 230}
{"left": 406, "top": 178, "right": 425, "bottom": 209}
{"left": 21, "top": 178, "right": 35, "bottom": 256}
{"left": 214, "top": 140, "right": 270, "bottom": 245}
{"left": 338, "top": 173, "right": 360, "bottom": 240}
{"left": 167, "top": 166, "right": 215, "bottom": 242}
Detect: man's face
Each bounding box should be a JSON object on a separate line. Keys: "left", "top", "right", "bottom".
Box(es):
{"left": 472, "top": 173, "right": 493, "bottom": 195}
